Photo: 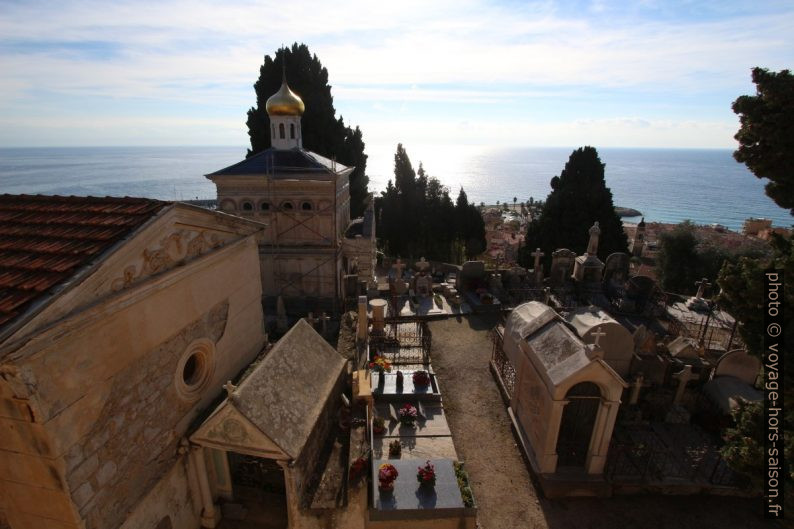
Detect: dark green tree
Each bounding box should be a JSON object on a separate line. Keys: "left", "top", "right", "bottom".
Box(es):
{"left": 656, "top": 222, "right": 700, "bottom": 293}
{"left": 246, "top": 43, "right": 370, "bottom": 217}
{"left": 717, "top": 235, "right": 793, "bottom": 500}
{"left": 519, "top": 147, "right": 628, "bottom": 270}
{"left": 732, "top": 68, "right": 794, "bottom": 214}
{"left": 375, "top": 145, "right": 485, "bottom": 262}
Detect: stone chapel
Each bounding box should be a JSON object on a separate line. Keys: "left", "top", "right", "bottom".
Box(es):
{"left": 206, "top": 74, "right": 376, "bottom": 312}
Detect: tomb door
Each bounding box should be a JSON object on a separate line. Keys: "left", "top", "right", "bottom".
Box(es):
{"left": 228, "top": 452, "right": 286, "bottom": 495}
{"left": 556, "top": 382, "right": 601, "bottom": 468}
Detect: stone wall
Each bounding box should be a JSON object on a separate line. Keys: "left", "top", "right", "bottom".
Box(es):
{"left": 65, "top": 300, "right": 229, "bottom": 529}
{"left": 293, "top": 362, "right": 348, "bottom": 509}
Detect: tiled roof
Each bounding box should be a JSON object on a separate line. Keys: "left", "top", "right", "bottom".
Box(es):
{"left": 207, "top": 148, "right": 350, "bottom": 178}
{"left": 0, "top": 195, "right": 167, "bottom": 336}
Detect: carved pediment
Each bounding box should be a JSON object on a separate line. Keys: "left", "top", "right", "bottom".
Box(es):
{"left": 191, "top": 402, "right": 287, "bottom": 458}
{"left": 111, "top": 229, "right": 227, "bottom": 292}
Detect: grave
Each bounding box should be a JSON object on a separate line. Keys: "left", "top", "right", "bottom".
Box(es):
{"left": 370, "top": 459, "right": 467, "bottom": 521}
{"left": 549, "top": 248, "right": 576, "bottom": 287}
{"left": 373, "top": 401, "right": 452, "bottom": 438}
{"left": 603, "top": 252, "right": 630, "bottom": 284}
{"left": 371, "top": 371, "right": 442, "bottom": 401}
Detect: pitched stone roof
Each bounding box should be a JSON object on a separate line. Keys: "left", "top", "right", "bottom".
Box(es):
{"left": 0, "top": 194, "right": 166, "bottom": 336}
{"left": 207, "top": 148, "right": 350, "bottom": 179}
{"left": 232, "top": 318, "right": 346, "bottom": 459}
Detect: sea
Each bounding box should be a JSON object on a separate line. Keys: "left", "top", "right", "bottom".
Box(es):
{"left": 0, "top": 145, "right": 790, "bottom": 232}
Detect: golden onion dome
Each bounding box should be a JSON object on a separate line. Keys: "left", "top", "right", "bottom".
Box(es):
{"left": 265, "top": 78, "right": 305, "bottom": 116}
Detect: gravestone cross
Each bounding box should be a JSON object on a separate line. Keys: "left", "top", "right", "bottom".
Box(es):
{"left": 673, "top": 365, "right": 694, "bottom": 405}
{"left": 591, "top": 325, "right": 607, "bottom": 348}
{"left": 531, "top": 248, "right": 545, "bottom": 283}
{"left": 629, "top": 373, "right": 644, "bottom": 405}
{"left": 587, "top": 221, "right": 601, "bottom": 255}
{"left": 392, "top": 258, "right": 406, "bottom": 280}
{"left": 694, "top": 277, "right": 711, "bottom": 299}
{"left": 320, "top": 311, "right": 330, "bottom": 337}
{"left": 415, "top": 257, "right": 430, "bottom": 273}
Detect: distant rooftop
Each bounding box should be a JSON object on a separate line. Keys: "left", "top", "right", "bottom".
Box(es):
{"left": 206, "top": 148, "right": 351, "bottom": 179}
{"left": 0, "top": 194, "right": 166, "bottom": 337}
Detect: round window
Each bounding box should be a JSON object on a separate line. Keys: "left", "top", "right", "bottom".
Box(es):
{"left": 175, "top": 339, "right": 214, "bottom": 400}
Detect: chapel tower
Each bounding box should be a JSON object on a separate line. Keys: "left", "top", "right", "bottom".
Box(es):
{"left": 206, "top": 71, "right": 376, "bottom": 313}
{"left": 266, "top": 71, "right": 304, "bottom": 150}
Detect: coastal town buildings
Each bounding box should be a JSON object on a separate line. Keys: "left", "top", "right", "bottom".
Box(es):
{"left": 206, "top": 75, "right": 376, "bottom": 313}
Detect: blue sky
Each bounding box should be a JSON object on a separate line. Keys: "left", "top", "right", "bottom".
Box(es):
{"left": 0, "top": 0, "right": 792, "bottom": 151}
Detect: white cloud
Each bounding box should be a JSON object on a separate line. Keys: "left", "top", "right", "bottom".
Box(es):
{"left": 0, "top": 0, "right": 791, "bottom": 147}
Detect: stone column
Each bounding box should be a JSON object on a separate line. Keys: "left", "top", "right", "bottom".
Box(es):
{"left": 586, "top": 400, "right": 619, "bottom": 475}
{"left": 357, "top": 295, "right": 368, "bottom": 341}
{"left": 542, "top": 399, "right": 568, "bottom": 473}
{"left": 278, "top": 461, "right": 300, "bottom": 529}
{"left": 191, "top": 446, "right": 220, "bottom": 528}
{"left": 369, "top": 299, "right": 387, "bottom": 334}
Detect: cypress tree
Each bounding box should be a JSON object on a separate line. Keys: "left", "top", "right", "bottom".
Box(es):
{"left": 246, "top": 43, "right": 370, "bottom": 218}
{"left": 520, "top": 146, "right": 628, "bottom": 269}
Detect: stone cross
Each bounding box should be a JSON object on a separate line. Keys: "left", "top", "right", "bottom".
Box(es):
{"left": 415, "top": 257, "right": 430, "bottom": 273}
{"left": 629, "top": 373, "right": 644, "bottom": 405}
{"left": 392, "top": 258, "right": 406, "bottom": 280}
{"left": 531, "top": 248, "right": 545, "bottom": 282}
{"left": 320, "top": 311, "right": 330, "bottom": 337}
{"left": 222, "top": 380, "right": 237, "bottom": 397}
{"left": 587, "top": 221, "right": 601, "bottom": 255}
{"left": 673, "top": 365, "right": 694, "bottom": 405}
{"left": 276, "top": 295, "right": 288, "bottom": 333}
{"left": 591, "top": 325, "right": 607, "bottom": 348}
{"left": 694, "top": 277, "right": 711, "bottom": 299}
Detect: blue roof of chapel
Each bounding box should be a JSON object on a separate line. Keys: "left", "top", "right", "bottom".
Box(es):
{"left": 206, "top": 148, "right": 350, "bottom": 179}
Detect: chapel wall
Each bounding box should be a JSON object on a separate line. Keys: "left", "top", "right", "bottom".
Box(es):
{"left": 0, "top": 236, "right": 266, "bottom": 529}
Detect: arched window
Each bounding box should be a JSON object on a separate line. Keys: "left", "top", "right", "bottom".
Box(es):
{"left": 301, "top": 201, "right": 312, "bottom": 211}
{"left": 279, "top": 123, "right": 285, "bottom": 139}
{"left": 290, "top": 123, "right": 295, "bottom": 139}
{"left": 260, "top": 202, "right": 270, "bottom": 211}
{"left": 242, "top": 201, "right": 253, "bottom": 211}
{"left": 281, "top": 201, "right": 294, "bottom": 210}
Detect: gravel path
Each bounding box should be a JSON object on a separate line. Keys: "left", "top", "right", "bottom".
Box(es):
{"left": 428, "top": 315, "right": 772, "bottom": 529}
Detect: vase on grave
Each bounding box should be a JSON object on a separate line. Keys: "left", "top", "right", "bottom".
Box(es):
{"left": 378, "top": 463, "right": 398, "bottom": 493}
{"left": 416, "top": 460, "right": 436, "bottom": 488}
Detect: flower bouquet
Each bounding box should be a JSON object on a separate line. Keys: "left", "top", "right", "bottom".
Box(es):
{"left": 412, "top": 370, "right": 431, "bottom": 387}
{"left": 369, "top": 354, "right": 392, "bottom": 374}
{"left": 398, "top": 403, "right": 418, "bottom": 427}
{"left": 388, "top": 440, "right": 402, "bottom": 457}
{"left": 378, "top": 463, "right": 399, "bottom": 492}
{"left": 416, "top": 460, "right": 436, "bottom": 487}
{"left": 372, "top": 416, "right": 386, "bottom": 435}
{"left": 349, "top": 456, "right": 367, "bottom": 481}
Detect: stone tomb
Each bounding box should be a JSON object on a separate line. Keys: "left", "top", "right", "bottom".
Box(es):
{"left": 370, "top": 459, "right": 467, "bottom": 521}
{"left": 371, "top": 371, "right": 441, "bottom": 401}
{"left": 549, "top": 249, "right": 576, "bottom": 286}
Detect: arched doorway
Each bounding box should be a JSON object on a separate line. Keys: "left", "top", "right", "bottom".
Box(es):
{"left": 556, "top": 382, "right": 601, "bottom": 468}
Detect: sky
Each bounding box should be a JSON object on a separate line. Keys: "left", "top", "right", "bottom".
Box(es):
{"left": 1, "top": 0, "right": 793, "bottom": 152}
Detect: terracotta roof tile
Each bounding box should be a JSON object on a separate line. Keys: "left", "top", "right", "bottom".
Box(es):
{"left": 0, "top": 194, "right": 167, "bottom": 336}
